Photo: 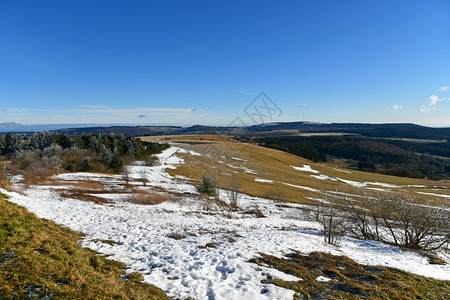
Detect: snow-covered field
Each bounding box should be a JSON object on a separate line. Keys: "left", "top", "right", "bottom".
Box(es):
{"left": 3, "top": 146, "right": 450, "bottom": 299}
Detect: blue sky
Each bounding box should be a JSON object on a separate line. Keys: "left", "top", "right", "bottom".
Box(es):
{"left": 1, "top": 0, "right": 449, "bottom": 127}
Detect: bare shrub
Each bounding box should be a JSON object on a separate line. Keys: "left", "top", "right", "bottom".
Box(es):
{"left": 13, "top": 150, "right": 39, "bottom": 170}
{"left": 138, "top": 169, "right": 149, "bottom": 186}
{"left": 226, "top": 173, "right": 241, "bottom": 208}
{"left": 41, "top": 145, "right": 63, "bottom": 174}
{"left": 312, "top": 190, "right": 347, "bottom": 245}
{"left": 375, "top": 193, "right": 450, "bottom": 251}
{"left": 244, "top": 207, "right": 265, "bottom": 218}
{"left": 144, "top": 155, "right": 159, "bottom": 167}
{"left": 335, "top": 189, "right": 450, "bottom": 251}
{"left": 58, "top": 148, "right": 91, "bottom": 172}
{"left": 200, "top": 195, "right": 231, "bottom": 211}
{"left": 338, "top": 190, "right": 382, "bottom": 241}
{"left": 22, "top": 161, "right": 54, "bottom": 186}
{"left": 127, "top": 190, "right": 176, "bottom": 205}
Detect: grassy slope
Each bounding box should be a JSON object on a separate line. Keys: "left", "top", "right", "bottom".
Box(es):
{"left": 0, "top": 192, "right": 168, "bottom": 299}
{"left": 252, "top": 251, "right": 450, "bottom": 299}
{"left": 141, "top": 135, "right": 450, "bottom": 205}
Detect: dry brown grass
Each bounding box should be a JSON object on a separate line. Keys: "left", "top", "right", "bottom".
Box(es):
{"left": 142, "top": 135, "right": 450, "bottom": 205}
{"left": 0, "top": 176, "right": 12, "bottom": 191}
{"left": 21, "top": 165, "right": 55, "bottom": 187}
{"left": 200, "top": 195, "right": 234, "bottom": 211}
{"left": 66, "top": 180, "right": 106, "bottom": 190}
{"left": 47, "top": 179, "right": 107, "bottom": 190}
{"left": 251, "top": 251, "right": 450, "bottom": 299}
{"left": 126, "top": 190, "right": 178, "bottom": 205}
{"left": 59, "top": 191, "right": 111, "bottom": 204}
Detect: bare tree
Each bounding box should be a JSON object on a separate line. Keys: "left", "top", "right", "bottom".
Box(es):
{"left": 139, "top": 168, "right": 148, "bottom": 186}
{"left": 226, "top": 172, "right": 242, "bottom": 208}
{"left": 341, "top": 190, "right": 381, "bottom": 241}
{"left": 334, "top": 189, "right": 450, "bottom": 251}
{"left": 314, "top": 189, "right": 346, "bottom": 245}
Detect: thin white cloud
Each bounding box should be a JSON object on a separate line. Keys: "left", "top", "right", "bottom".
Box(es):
{"left": 420, "top": 105, "right": 432, "bottom": 113}
{"left": 429, "top": 94, "right": 442, "bottom": 106}
{"left": 77, "top": 107, "right": 194, "bottom": 116}
{"left": 393, "top": 104, "right": 403, "bottom": 111}
{"left": 438, "top": 86, "right": 449, "bottom": 92}
{"left": 2, "top": 107, "right": 29, "bottom": 113}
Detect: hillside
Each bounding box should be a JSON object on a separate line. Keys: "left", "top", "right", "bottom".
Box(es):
{"left": 253, "top": 135, "right": 450, "bottom": 179}
{"left": 142, "top": 135, "right": 450, "bottom": 205}
{"left": 2, "top": 135, "right": 450, "bottom": 299}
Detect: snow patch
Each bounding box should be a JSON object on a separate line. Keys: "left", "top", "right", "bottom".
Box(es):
{"left": 311, "top": 174, "right": 337, "bottom": 181}
{"left": 416, "top": 192, "right": 450, "bottom": 199}
{"left": 291, "top": 165, "right": 319, "bottom": 174}
{"left": 316, "top": 275, "right": 332, "bottom": 282}
{"left": 333, "top": 168, "right": 352, "bottom": 174}
{"left": 282, "top": 183, "right": 319, "bottom": 193}
{"left": 189, "top": 150, "right": 202, "bottom": 156}
{"left": 231, "top": 157, "right": 245, "bottom": 161}
{"left": 255, "top": 178, "right": 274, "bottom": 183}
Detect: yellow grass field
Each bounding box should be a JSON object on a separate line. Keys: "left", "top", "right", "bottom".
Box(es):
{"left": 141, "top": 135, "right": 450, "bottom": 205}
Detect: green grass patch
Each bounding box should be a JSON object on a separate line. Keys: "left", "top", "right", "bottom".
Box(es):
{"left": 0, "top": 193, "right": 168, "bottom": 299}
{"left": 251, "top": 251, "right": 450, "bottom": 299}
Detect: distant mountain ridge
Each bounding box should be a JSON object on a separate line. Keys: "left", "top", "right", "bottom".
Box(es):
{"left": 1, "top": 122, "right": 450, "bottom": 141}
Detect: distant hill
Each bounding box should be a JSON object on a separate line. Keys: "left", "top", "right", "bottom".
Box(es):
{"left": 177, "top": 122, "right": 450, "bottom": 141}
{"left": 245, "top": 122, "right": 450, "bottom": 140}
{"left": 54, "top": 126, "right": 182, "bottom": 136}
{"left": 2, "top": 122, "right": 450, "bottom": 141}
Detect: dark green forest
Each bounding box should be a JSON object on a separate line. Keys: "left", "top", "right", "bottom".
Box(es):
{"left": 254, "top": 136, "right": 450, "bottom": 180}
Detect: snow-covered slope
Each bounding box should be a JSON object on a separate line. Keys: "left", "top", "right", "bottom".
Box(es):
{"left": 3, "top": 147, "right": 450, "bottom": 299}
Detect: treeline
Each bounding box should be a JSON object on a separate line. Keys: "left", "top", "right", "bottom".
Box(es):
{"left": 0, "top": 132, "right": 169, "bottom": 178}
{"left": 254, "top": 136, "right": 450, "bottom": 180}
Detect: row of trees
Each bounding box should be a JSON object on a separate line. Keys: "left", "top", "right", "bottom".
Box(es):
{"left": 314, "top": 189, "right": 449, "bottom": 252}
{"left": 0, "top": 132, "right": 170, "bottom": 179}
